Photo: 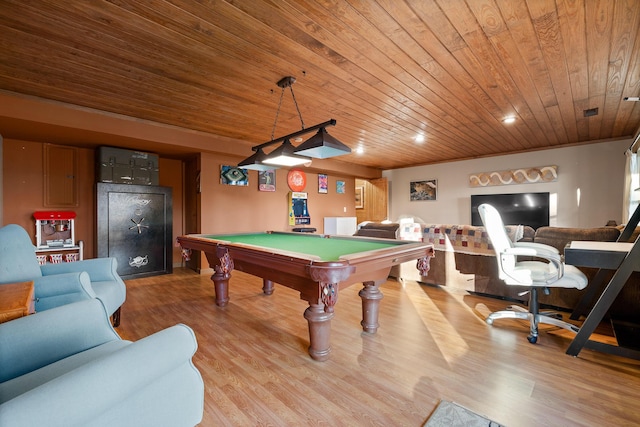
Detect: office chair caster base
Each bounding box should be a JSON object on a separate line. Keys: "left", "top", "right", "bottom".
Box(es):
{"left": 527, "top": 334, "right": 538, "bottom": 344}
{"left": 541, "top": 311, "right": 563, "bottom": 320}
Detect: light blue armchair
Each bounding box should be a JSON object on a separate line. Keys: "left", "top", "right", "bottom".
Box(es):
{"left": 0, "top": 224, "right": 126, "bottom": 325}
{"left": 0, "top": 299, "right": 204, "bottom": 426}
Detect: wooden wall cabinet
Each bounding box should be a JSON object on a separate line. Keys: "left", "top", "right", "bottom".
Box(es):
{"left": 44, "top": 144, "right": 78, "bottom": 207}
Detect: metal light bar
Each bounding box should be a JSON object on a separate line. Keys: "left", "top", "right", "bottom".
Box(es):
{"left": 238, "top": 119, "right": 340, "bottom": 169}
{"left": 252, "top": 119, "right": 337, "bottom": 152}
{"left": 238, "top": 74, "right": 349, "bottom": 169}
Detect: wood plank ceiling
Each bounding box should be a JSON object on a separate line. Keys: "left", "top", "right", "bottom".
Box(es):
{"left": 1, "top": 0, "right": 639, "bottom": 170}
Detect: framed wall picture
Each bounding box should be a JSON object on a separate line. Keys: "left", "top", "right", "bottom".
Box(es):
{"left": 410, "top": 179, "right": 437, "bottom": 201}
{"left": 318, "top": 174, "right": 328, "bottom": 193}
{"left": 336, "top": 180, "right": 345, "bottom": 194}
{"left": 258, "top": 170, "right": 276, "bottom": 192}
{"left": 355, "top": 186, "right": 364, "bottom": 209}
{"left": 220, "top": 166, "right": 249, "bottom": 186}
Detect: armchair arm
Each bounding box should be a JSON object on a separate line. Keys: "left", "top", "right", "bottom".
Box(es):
{"left": 32, "top": 272, "right": 95, "bottom": 299}
{"left": 32, "top": 272, "right": 97, "bottom": 312}
{"left": 40, "top": 258, "right": 125, "bottom": 316}
{"left": 0, "top": 299, "right": 117, "bottom": 383}
{"left": 0, "top": 325, "right": 203, "bottom": 427}
{"left": 41, "top": 257, "right": 121, "bottom": 283}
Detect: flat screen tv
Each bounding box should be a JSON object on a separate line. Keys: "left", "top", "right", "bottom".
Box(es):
{"left": 471, "top": 192, "right": 550, "bottom": 230}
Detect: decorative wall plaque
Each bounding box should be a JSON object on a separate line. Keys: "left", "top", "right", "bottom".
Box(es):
{"left": 469, "top": 165, "right": 558, "bottom": 187}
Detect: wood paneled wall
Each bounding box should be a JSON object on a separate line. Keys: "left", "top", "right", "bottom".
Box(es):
{"left": 2, "top": 139, "right": 356, "bottom": 269}
{"left": 3, "top": 140, "right": 97, "bottom": 257}
{"left": 356, "top": 177, "right": 388, "bottom": 224}
{"left": 159, "top": 157, "right": 184, "bottom": 266}
{"left": 1, "top": 140, "right": 184, "bottom": 262}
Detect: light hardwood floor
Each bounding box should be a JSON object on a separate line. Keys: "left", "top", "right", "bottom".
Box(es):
{"left": 117, "top": 268, "right": 640, "bottom": 426}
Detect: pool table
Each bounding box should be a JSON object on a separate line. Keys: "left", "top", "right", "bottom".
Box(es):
{"left": 177, "top": 232, "right": 434, "bottom": 361}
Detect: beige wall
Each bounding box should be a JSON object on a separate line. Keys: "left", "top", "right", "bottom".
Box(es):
{"left": 384, "top": 139, "right": 631, "bottom": 228}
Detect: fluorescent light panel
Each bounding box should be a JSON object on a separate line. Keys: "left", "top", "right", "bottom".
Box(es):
{"left": 237, "top": 148, "right": 278, "bottom": 171}
{"left": 262, "top": 140, "right": 311, "bottom": 166}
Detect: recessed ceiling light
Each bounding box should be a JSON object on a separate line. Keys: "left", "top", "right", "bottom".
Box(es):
{"left": 415, "top": 134, "right": 425, "bottom": 143}
{"left": 624, "top": 96, "right": 640, "bottom": 102}
{"left": 502, "top": 116, "right": 516, "bottom": 124}
{"left": 356, "top": 146, "right": 364, "bottom": 154}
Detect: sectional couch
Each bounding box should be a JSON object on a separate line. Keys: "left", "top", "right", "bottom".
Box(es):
{"left": 356, "top": 222, "right": 640, "bottom": 319}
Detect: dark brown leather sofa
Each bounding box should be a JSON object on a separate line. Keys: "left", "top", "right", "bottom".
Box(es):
{"left": 353, "top": 222, "right": 400, "bottom": 239}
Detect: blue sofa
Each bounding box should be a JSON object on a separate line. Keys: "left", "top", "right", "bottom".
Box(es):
{"left": 0, "top": 299, "right": 204, "bottom": 426}
{"left": 0, "top": 224, "right": 126, "bottom": 325}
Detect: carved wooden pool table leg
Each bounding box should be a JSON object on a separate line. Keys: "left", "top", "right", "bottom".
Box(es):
{"left": 211, "top": 275, "right": 230, "bottom": 307}
{"left": 359, "top": 280, "right": 384, "bottom": 333}
{"left": 304, "top": 302, "right": 334, "bottom": 361}
{"left": 206, "top": 249, "right": 233, "bottom": 307}
{"left": 262, "top": 279, "right": 274, "bottom": 295}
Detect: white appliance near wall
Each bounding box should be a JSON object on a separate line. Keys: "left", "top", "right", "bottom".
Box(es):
{"left": 323, "top": 217, "right": 357, "bottom": 235}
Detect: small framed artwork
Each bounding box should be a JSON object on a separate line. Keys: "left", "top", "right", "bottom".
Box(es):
{"left": 318, "top": 174, "right": 328, "bottom": 193}
{"left": 410, "top": 179, "right": 437, "bottom": 201}
{"left": 355, "top": 186, "right": 364, "bottom": 209}
{"left": 336, "top": 180, "right": 345, "bottom": 194}
{"left": 221, "top": 166, "right": 249, "bottom": 186}
{"left": 258, "top": 170, "right": 276, "bottom": 192}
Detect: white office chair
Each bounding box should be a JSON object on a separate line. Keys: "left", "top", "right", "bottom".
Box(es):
{"left": 478, "top": 204, "right": 587, "bottom": 343}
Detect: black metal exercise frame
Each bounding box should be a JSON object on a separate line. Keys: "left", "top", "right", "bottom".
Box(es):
{"left": 564, "top": 203, "right": 640, "bottom": 360}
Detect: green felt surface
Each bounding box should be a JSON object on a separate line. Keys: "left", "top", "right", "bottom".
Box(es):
{"left": 204, "top": 233, "right": 399, "bottom": 261}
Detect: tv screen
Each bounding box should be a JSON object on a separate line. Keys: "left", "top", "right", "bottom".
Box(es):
{"left": 471, "top": 192, "right": 550, "bottom": 230}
